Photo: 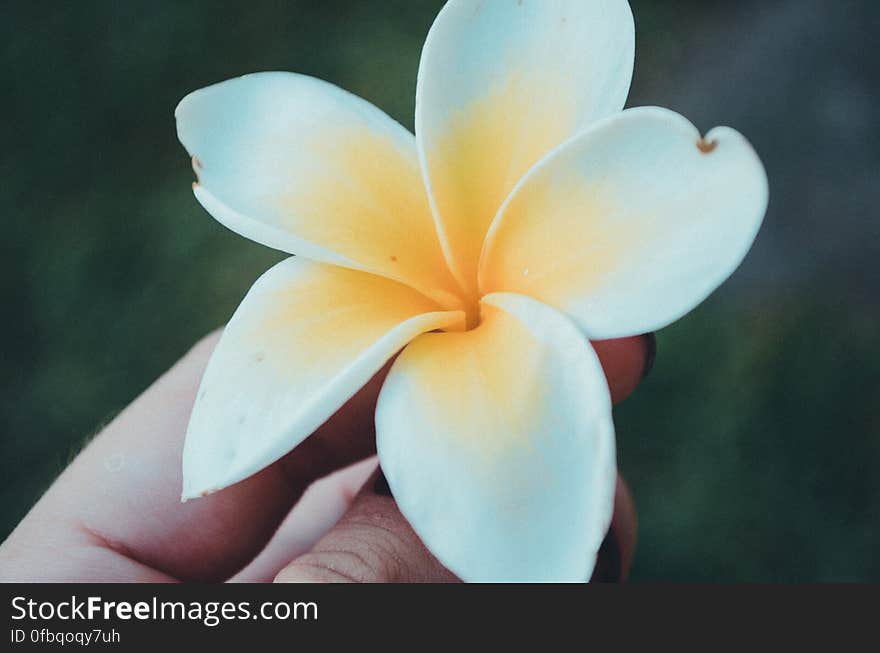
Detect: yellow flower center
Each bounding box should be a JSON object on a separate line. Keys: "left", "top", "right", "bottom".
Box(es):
{"left": 461, "top": 291, "right": 482, "bottom": 332}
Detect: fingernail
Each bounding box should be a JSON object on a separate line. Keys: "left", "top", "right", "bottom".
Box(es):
{"left": 373, "top": 469, "right": 393, "bottom": 497}
{"left": 590, "top": 528, "right": 622, "bottom": 583}
{"left": 641, "top": 332, "right": 657, "bottom": 380}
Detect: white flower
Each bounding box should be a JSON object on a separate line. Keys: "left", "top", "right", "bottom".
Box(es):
{"left": 175, "top": 0, "right": 767, "bottom": 582}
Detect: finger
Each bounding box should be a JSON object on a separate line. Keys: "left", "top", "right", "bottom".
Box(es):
{"left": 274, "top": 469, "right": 458, "bottom": 583}
{"left": 274, "top": 470, "right": 637, "bottom": 583}
{"left": 614, "top": 475, "right": 638, "bottom": 579}
{"left": 230, "top": 457, "right": 377, "bottom": 583}
{"left": 591, "top": 475, "right": 638, "bottom": 582}
{"left": 592, "top": 333, "right": 655, "bottom": 404}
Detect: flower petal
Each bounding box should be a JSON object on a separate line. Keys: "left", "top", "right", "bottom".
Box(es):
{"left": 376, "top": 292, "right": 616, "bottom": 582}
{"left": 416, "top": 0, "right": 635, "bottom": 295}
{"left": 480, "top": 107, "right": 769, "bottom": 339}
{"left": 176, "top": 72, "right": 461, "bottom": 308}
{"left": 182, "top": 258, "right": 464, "bottom": 500}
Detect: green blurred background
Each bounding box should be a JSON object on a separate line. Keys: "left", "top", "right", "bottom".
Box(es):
{"left": 2, "top": 0, "right": 878, "bottom": 581}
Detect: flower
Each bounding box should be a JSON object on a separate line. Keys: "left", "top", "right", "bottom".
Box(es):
{"left": 175, "top": 0, "right": 767, "bottom": 582}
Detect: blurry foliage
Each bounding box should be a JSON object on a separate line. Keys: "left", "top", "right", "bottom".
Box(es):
{"left": 1, "top": 0, "right": 877, "bottom": 580}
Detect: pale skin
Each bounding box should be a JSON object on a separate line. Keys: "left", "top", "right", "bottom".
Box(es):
{"left": 0, "top": 331, "right": 646, "bottom": 582}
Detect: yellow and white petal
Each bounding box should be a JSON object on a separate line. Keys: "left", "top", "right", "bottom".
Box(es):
{"left": 376, "top": 292, "right": 616, "bottom": 582}
{"left": 176, "top": 72, "right": 461, "bottom": 308}
{"left": 416, "top": 0, "right": 635, "bottom": 295}
{"left": 480, "top": 107, "right": 769, "bottom": 339}
{"left": 182, "top": 258, "right": 464, "bottom": 500}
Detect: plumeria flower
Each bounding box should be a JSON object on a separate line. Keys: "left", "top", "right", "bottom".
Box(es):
{"left": 175, "top": 0, "right": 767, "bottom": 582}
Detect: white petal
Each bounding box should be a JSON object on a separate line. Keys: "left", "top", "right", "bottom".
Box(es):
{"left": 376, "top": 292, "right": 616, "bottom": 582}
{"left": 480, "top": 107, "right": 769, "bottom": 338}
{"left": 183, "top": 258, "right": 463, "bottom": 499}
{"left": 416, "top": 0, "right": 635, "bottom": 295}
{"left": 176, "top": 72, "right": 461, "bottom": 308}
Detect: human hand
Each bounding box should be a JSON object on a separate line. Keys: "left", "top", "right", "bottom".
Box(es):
{"left": 0, "top": 331, "right": 649, "bottom": 582}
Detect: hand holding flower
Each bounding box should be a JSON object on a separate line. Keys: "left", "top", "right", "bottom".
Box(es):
{"left": 0, "top": 331, "right": 643, "bottom": 582}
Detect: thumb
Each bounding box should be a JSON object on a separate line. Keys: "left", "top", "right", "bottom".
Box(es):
{"left": 274, "top": 469, "right": 458, "bottom": 583}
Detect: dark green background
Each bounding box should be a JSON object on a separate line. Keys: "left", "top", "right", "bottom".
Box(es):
{"left": 2, "top": 0, "right": 878, "bottom": 581}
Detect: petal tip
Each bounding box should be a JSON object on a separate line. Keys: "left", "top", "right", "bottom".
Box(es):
{"left": 696, "top": 137, "right": 718, "bottom": 154}
{"left": 180, "top": 481, "right": 218, "bottom": 503}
